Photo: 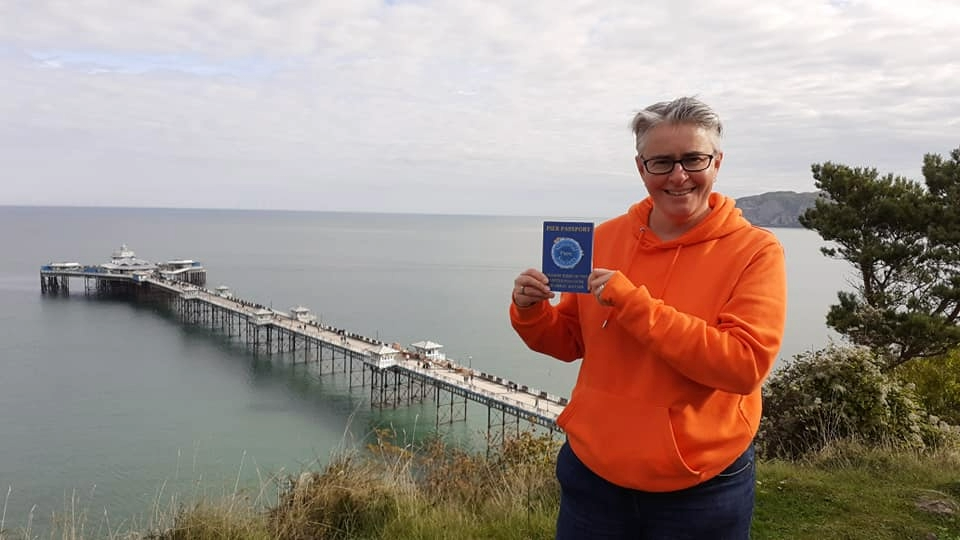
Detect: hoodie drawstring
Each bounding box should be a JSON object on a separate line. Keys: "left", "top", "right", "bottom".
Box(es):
{"left": 660, "top": 245, "right": 683, "bottom": 298}
{"left": 602, "top": 227, "right": 646, "bottom": 328}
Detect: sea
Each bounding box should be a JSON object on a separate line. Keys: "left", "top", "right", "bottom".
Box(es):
{"left": 0, "top": 206, "right": 850, "bottom": 536}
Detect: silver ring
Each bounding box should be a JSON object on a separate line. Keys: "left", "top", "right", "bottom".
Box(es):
{"left": 521, "top": 285, "right": 526, "bottom": 295}
{"left": 596, "top": 283, "right": 605, "bottom": 296}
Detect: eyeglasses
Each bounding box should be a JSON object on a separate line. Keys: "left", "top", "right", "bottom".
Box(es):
{"left": 640, "top": 153, "right": 715, "bottom": 175}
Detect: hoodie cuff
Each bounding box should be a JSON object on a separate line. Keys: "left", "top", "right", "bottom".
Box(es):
{"left": 602, "top": 271, "right": 637, "bottom": 306}
{"left": 509, "top": 297, "right": 549, "bottom": 322}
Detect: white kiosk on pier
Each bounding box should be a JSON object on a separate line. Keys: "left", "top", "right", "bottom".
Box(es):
{"left": 411, "top": 340, "right": 445, "bottom": 361}
{"left": 367, "top": 345, "right": 399, "bottom": 368}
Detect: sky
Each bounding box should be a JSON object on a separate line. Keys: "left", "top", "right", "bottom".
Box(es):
{"left": 1, "top": 1, "right": 958, "bottom": 216}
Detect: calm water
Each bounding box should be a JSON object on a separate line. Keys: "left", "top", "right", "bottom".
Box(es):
{"left": 0, "top": 206, "right": 848, "bottom": 534}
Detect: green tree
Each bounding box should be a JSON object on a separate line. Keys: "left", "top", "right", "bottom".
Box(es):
{"left": 922, "top": 148, "right": 960, "bottom": 331}
{"left": 799, "top": 148, "right": 960, "bottom": 370}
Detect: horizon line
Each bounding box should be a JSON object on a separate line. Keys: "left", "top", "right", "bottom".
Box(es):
{"left": 0, "top": 190, "right": 817, "bottom": 219}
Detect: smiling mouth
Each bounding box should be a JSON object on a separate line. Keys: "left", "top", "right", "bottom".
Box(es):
{"left": 665, "top": 187, "right": 696, "bottom": 196}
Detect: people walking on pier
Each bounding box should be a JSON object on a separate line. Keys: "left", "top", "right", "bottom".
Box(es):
{"left": 509, "top": 97, "right": 787, "bottom": 539}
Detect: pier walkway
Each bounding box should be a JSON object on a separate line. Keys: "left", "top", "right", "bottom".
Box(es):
{"left": 40, "top": 248, "right": 568, "bottom": 440}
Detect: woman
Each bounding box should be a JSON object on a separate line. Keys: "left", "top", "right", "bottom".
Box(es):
{"left": 510, "top": 96, "right": 787, "bottom": 539}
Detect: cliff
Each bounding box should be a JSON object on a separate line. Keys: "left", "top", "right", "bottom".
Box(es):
{"left": 735, "top": 190, "right": 819, "bottom": 228}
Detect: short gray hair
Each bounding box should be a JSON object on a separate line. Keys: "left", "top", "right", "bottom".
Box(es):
{"left": 630, "top": 96, "right": 723, "bottom": 155}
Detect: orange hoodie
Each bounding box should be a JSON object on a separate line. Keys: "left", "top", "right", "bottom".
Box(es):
{"left": 510, "top": 193, "right": 786, "bottom": 492}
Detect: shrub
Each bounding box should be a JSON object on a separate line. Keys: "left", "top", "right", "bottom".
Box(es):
{"left": 895, "top": 348, "right": 960, "bottom": 427}
{"left": 150, "top": 501, "right": 272, "bottom": 540}
{"left": 757, "top": 345, "right": 954, "bottom": 460}
{"left": 418, "top": 430, "right": 560, "bottom": 511}
{"left": 269, "top": 455, "right": 403, "bottom": 540}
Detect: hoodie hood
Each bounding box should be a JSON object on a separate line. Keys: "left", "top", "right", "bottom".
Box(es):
{"left": 627, "top": 192, "right": 750, "bottom": 247}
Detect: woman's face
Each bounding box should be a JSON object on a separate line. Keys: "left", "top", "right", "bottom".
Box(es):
{"left": 635, "top": 123, "right": 722, "bottom": 227}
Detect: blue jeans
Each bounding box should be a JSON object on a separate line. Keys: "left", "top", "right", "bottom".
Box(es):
{"left": 555, "top": 441, "right": 755, "bottom": 540}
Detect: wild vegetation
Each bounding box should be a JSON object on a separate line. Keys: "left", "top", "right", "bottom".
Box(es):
{"left": 3, "top": 429, "right": 958, "bottom": 540}
{"left": 896, "top": 348, "right": 960, "bottom": 427}
{"left": 757, "top": 345, "right": 956, "bottom": 460}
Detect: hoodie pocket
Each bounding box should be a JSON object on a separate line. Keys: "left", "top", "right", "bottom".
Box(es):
{"left": 558, "top": 386, "right": 701, "bottom": 489}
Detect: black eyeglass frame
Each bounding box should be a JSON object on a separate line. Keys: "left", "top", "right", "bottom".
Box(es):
{"left": 639, "top": 153, "right": 716, "bottom": 175}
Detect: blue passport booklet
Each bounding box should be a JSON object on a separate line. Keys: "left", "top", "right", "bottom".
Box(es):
{"left": 542, "top": 221, "right": 594, "bottom": 293}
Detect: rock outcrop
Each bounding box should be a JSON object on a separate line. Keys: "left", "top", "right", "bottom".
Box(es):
{"left": 735, "top": 191, "right": 819, "bottom": 228}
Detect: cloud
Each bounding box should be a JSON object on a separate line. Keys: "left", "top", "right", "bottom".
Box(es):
{"left": 0, "top": 0, "right": 957, "bottom": 215}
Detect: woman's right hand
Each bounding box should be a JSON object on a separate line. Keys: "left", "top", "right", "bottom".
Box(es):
{"left": 512, "top": 268, "right": 554, "bottom": 307}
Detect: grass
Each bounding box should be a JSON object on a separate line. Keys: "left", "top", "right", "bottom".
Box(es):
{"left": 2, "top": 434, "right": 958, "bottom": 540}
{"left": 753, "top": 441, "right": 960, "bottom": 540}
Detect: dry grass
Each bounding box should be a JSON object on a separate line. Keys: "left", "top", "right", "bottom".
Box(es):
{"left": 144, "top": 429, "right": 562, "bottom": 540}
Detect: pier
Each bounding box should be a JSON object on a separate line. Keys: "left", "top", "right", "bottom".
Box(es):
{"left": 40, "top": 246, "right": 568, "bottom": 444}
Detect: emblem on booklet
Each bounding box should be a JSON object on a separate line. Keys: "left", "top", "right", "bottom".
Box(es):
{"left": 551, "top": 237, "right": 584, "bottom": 269}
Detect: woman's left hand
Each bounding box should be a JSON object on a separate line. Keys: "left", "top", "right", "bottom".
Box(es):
{"left": 589, "top": 268, "right": 616, "bottom": 306}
